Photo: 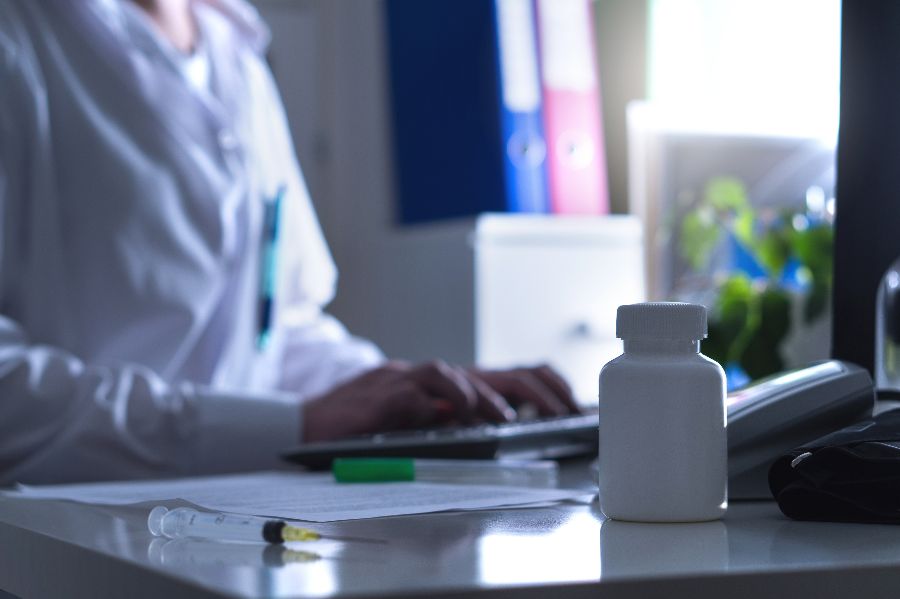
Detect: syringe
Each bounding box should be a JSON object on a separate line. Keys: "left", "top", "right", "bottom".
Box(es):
{"left": 147, "top": 507, "right": 364, "bottom": 545}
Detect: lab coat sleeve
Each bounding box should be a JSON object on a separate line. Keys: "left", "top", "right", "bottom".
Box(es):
{"left": 0, "top": 315, "right": 302, "bottom": 485}
{"left": 278, "top": 312, "right": 387, "bottom": 400}
{"left": 0, "top": 20, "right": 300, "bottom": 485}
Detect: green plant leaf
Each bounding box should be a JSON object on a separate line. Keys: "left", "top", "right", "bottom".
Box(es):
{"left": 790, "top": 222, "right": 834, "bottom": 324}
{"left": 732, "top": 207, "right": 756, "bottom": 247}
{"left": 705, "top": 177, "right": 749, "bottom": 212}
{"left": 710, "top": 274, "right": 755, "bottom": 364}
{"left": 757, "top": 287, "right": 792, "bottom": 344}
{"left": 737, "top": 286, "right": 790, "bottom": 379}
{"left": 680, "top": 209, "right": 720, "bottom": 270}
{"left": 792, "top": 224, "right": 834, "bottom": 286}
{"left": 739, "top": 333, "right": 786, "bottom": 379}
{"left": 704, "top": 320, "right": 731, "bottom": 367}
{"left": 754, "top": 229, "right": 792, "bottom": 279}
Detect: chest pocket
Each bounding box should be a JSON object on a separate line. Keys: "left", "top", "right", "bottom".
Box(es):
{"left": 240, "top": 55, "right": 338, "bottom": 327}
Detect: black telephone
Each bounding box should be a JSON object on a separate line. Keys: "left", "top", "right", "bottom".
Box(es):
{"left": 285, "top": 360, "right": 875, "bottom": 499}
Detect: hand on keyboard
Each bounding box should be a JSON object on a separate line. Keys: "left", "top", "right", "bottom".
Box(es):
{"left": 301, "top": 361, "right": 579, "bottom": 443}
{"left": 467, "top": 365, "right": 580, "bottom": 418}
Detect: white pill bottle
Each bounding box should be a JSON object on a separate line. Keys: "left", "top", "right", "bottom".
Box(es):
{"left": 598, "top": 302, "right": 727, "bottom": 522}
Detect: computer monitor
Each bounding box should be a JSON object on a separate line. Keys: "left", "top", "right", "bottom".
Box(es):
{"left": 831, "top": 0, "right": 900, "bottom": 375}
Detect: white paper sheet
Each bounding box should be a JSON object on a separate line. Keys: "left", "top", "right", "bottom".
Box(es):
{"left": 7, "top": 472, "right": 590, "bottom": 522}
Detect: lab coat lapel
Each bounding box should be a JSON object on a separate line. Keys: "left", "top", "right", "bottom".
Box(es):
{"left": 194, "top": 5, "right": 249, "bottom": 156}
{"left": 51, "top": 0, "right": 233, "bottom": 173}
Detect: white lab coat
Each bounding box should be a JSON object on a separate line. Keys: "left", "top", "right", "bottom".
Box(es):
{"left": 0, "top": 0, "right": 383, "bottom": 485}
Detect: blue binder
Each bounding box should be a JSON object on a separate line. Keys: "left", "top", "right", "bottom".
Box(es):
{"left": 386, "top": 0, "right": 550, "bottom": 224}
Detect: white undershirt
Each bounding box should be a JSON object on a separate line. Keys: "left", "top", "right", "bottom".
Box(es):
{"left": 177, "top": 39, "right": 211, "bottom": 92}
{"left": 119, "top": 0, "right": 212, "bottom": 92}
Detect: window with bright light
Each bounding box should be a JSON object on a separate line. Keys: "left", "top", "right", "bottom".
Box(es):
{"left": 647, "top": 0, "right": 840, "bottom": 140}
{"left": 632, "top": 0, "right": 842, "bottom": 389}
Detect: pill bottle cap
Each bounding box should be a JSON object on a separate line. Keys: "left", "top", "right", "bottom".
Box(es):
{"left": 616, "top": 302, "right": 708, "bottom": 341}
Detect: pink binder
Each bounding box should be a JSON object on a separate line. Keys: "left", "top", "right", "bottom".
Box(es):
{"left": 534, "top": 0, "right": 609, "bottom": 214}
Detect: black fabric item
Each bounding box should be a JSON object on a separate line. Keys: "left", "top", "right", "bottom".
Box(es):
{"left": 769, "top": 408, "right": 900, "bottom": 523}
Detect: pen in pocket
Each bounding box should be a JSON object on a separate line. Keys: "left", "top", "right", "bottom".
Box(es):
{"left": 257, "top": 185, "right": 285, "bottom": 350}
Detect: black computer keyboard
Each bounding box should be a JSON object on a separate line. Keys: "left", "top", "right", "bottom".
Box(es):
{"left": 283, "top": 412, "right": 600, "bottom": 470}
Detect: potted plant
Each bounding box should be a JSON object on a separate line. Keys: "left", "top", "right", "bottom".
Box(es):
{"left": 676, "top": 177, "right": 834, "bottom": 388}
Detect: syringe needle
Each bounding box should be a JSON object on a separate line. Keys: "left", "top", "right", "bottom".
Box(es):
{"left": 271, "top": 521, "right": 386, "bottom": 544}
{"left": 284, "top": 520, "right": 387, "bottom": 544}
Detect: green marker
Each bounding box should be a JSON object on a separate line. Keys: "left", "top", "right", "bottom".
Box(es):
{"left": 332, "top": 458, "right": 558, "bottom": 487}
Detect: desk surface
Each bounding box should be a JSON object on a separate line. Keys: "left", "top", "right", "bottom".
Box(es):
{"left": 3, "top": 462, "right": 900, "bottom": 599}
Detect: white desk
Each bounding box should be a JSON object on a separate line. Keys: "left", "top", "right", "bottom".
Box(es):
{"left": 2, "top": 462, "right": 900, "bottom": 599}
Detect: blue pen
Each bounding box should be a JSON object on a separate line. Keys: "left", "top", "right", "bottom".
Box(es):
{"left": 257, "top": 185, "right": 284, "bottom": 350}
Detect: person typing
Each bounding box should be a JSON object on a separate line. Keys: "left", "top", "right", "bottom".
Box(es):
{"left": 0, "top": 0, "right": 576, "bottom": 485}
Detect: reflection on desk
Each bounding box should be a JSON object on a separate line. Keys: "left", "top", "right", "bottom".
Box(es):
{"left": 5, "top": 462, "right": 900, "bottom": 598}
{"left": 600, "top": 519, "right": 728, "bottom": 578}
